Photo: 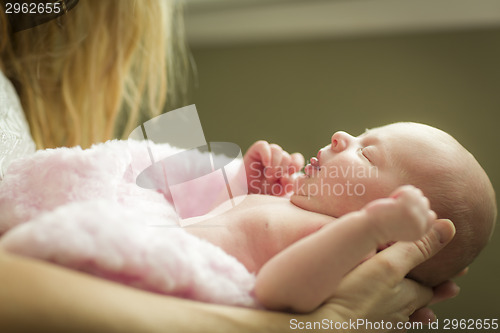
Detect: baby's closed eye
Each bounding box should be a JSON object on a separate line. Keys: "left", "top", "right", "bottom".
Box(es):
{"left": 359, "top": 147, "right": 372, "bottom": 162}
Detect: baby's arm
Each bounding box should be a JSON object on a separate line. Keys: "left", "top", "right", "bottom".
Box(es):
{"left": 254, "top": 186, "right": 436, "bottom": 313}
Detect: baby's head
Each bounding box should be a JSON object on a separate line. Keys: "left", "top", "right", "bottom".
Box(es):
{"left": 292, "top": 122, "right": 497, "bottom": 286}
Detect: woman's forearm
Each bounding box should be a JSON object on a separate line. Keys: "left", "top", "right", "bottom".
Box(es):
{"left": 0, "top": 249, "right": 156, "bottom": 332}
{"left": 0, "top": 219, "right": 455, "bottom": 333}
{"left": 0, "top": 250, "right": 298, "bottom": 333}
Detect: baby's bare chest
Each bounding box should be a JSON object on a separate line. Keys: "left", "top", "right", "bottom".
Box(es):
{"left": 187, "top": 195, "right": 334, "bottom": 272}
{"left": 225, "top": 195, "right": 333, "bottom": 270}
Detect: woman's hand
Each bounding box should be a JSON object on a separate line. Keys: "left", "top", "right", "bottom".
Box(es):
{"left": 311, "top": 219, "right": 457, "bottom": 333}
{"left": 244, "top": 141, "right": 304, "bottom": 196}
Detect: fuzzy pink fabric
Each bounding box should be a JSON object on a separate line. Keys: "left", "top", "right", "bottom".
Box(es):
{"left": 0, "top": 140, "right": 258, "bottom": 308}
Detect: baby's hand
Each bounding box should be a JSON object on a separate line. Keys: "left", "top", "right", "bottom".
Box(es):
{"left": 363, "top": 185, "right": 437, "bottom": 243}
{"left": 244, "top": 141, "right": 304, "bottom": 196}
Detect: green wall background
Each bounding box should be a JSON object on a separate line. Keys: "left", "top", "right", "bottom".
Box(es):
{"left": 189, "top": 28, "right": 500, "bottom": 324}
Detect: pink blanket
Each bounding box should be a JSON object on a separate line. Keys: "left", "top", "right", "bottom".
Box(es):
{"left": 0, "top": 140, "right": 258, "bottom": 308}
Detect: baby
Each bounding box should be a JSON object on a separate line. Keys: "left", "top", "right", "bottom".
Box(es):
{"left": 185, "top": 122, "right": 497, "bottom": 313}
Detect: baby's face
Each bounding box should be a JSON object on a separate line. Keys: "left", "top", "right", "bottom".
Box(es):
{"left": 291, "top": 123, "right": 434, "bottom": 217}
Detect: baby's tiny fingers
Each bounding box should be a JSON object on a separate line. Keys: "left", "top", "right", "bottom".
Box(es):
{"left": 279, "top": 151, "right": 292, "bottom": 174}
{"left": 252, "top": 140, "right": 272, "bottom": 166}
{"left": 266, "top": 144, "right": 283, "bottom": 178}
{"left": 280, "top": 175, "right": 295, "bottom": 194}
{"left": 289, "top": 153, "right": 305, "bottom": 174}
{"left": 269, "top": 144, "right": 283, "bottom": 164}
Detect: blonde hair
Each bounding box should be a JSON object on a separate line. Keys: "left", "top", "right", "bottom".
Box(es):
{"left": 0, "top": 0, "right": 189, "bottom": 149}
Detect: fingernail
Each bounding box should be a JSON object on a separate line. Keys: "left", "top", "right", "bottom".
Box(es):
{"left": 451, "top": 284, "right": 461, "bottom": 297}
{"left": 434, "top": 219, "right": 453, "bottom": 243}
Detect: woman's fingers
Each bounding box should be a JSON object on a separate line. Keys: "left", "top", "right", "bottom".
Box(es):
{"left": 399, "top": 278, "right": 434, "bottom": 317}
{"left": 409, "top": 280, "right": 460, "bottom": 324}
{"left": 410, "top": 307, "right": 437, "bottom": 324}
{"left": 455, "top": 267, "right": 469, "bottom": 277}
{"left": 319, "top": 219, "right": 456, "bottom": 329}
{"left": 372, "top": 219, "right": 455, "bottom": 285}
{"left": 429, "top": 280, "right": 460, "bottom": 305}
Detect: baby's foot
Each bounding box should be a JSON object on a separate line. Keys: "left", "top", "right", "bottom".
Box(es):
{"left": 363, "top": 185, "right": 436, "bottom": 243}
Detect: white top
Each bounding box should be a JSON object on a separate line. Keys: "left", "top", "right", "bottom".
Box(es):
{"left": 0, "top": 70, "right": 36, "bottom": 180}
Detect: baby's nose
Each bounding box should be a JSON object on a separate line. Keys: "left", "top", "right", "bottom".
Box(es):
{"left": 331, "top": 131, "right": 354, "bottom": 152}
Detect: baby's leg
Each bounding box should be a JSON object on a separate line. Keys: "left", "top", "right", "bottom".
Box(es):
{"left": 255, "top": 185, "right": 435, "bottom": 313}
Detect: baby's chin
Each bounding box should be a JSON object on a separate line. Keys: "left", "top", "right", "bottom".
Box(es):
{"left": 290, "top": 172, "right": 321, "bottom": 197}
{"left": 289, "top": 192, "right": 342, "bottom": 218}
{"left": 289, "top": 192, "right": 317, "bottom": 212}
{"left": 291, "top": 173, "right": 307, "bottom": 194}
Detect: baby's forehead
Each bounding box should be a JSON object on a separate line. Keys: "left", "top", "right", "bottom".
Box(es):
{"left": 362, "top": 123, "right": 457, "bottom": 170}
{"left": 364, "top": 123, "right": 436, "bottom": 139}
{"left": 363, "top": 123, "right": 450, "bottom": 151}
